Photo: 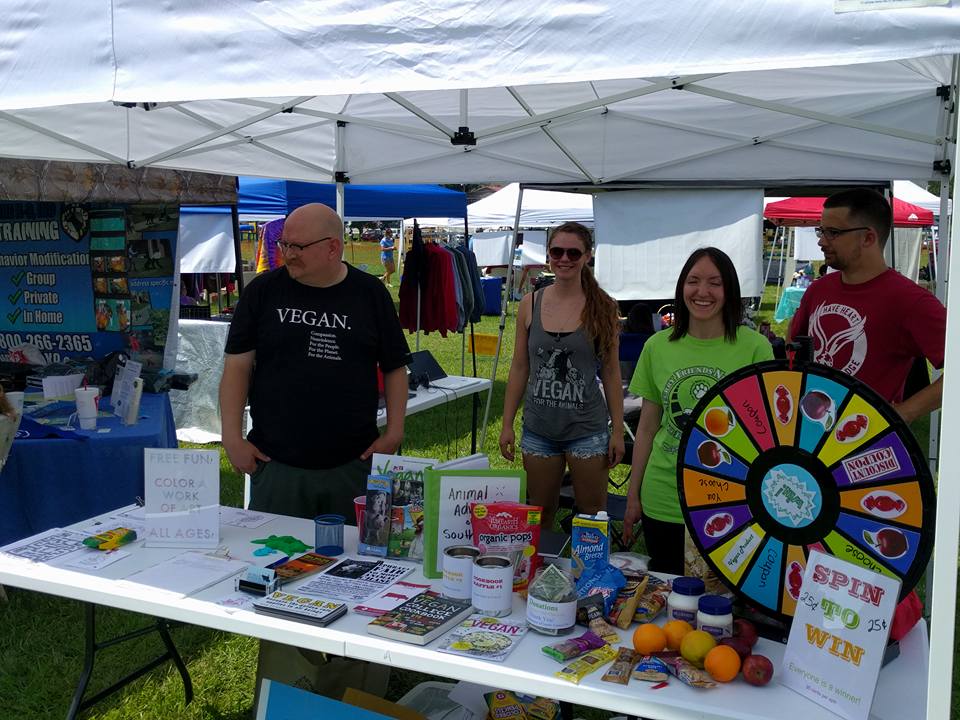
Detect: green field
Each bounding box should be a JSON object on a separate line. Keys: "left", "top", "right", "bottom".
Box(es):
{"left": 0, "top": 268, "right": 956, "bottom": 719}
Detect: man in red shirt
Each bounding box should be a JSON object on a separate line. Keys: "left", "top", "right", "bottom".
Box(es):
{"left": 790, "top": 188, "right": 945, "bottom": 422}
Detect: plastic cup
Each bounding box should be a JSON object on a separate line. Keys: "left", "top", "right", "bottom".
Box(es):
{"left": 6, "top": 391, "right": 23, "bottom": 417}
{"left": 74, "top": 387, "right": 100, "bottom": 430}
{"left": 314, "top": 514, "right": 345, "bottom": 556}
{"left": 353, "top": 495, "right": 367, "bottom": 533}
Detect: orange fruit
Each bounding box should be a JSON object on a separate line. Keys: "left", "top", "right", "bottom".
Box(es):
{"left": 704, "top": 644, "right": 741, "bottom": 682}
{"left": 680, "top": 629, "right": 717, "bottom": 668}
{"left": 663, "top": 620, "right": 694, "bottom": 650}
{"left": 632, "top": 623, "right": 667, "bottom": 655}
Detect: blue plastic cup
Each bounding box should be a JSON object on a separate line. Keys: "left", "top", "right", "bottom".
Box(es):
{"left": 314, "top": 514, "right": 345, "bottom": 556}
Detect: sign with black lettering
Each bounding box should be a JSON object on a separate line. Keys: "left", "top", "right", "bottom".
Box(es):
{"left": 143, "top": 448, "right": 219, "bottom": 548}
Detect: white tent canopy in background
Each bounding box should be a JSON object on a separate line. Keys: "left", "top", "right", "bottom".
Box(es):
{"left": 471, "top": 230, "right": 546, "bottom": 267}
{"left": 595, "top": 189, "right": 764, "bottom": 300}
{"left": 177, "top": 211, "right": 236, "bottom": 273}
{"left": 2, "top": 2, "right": 960, "bottom": 717}
{"left": 894, "top": 180, "right": 951, "bottom": 216}
{"left": 465, "top": 184, "right": 593, "bottom": 227}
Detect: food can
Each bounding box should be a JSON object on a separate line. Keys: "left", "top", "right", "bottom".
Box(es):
{"left": 471, "top": 554, "right": 514, "bottom": 617}
{"left": 442, "top": 545, "right": 481, "bottom": 600}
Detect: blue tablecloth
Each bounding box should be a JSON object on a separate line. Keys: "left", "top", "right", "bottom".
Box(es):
{"left": 774, "top": 286, "right": 806, "bottom": 324}
{"left": 0, "top": 393, "right": 177, "bottom": 546}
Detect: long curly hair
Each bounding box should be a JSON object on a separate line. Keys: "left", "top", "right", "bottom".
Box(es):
{"left": 548, "top": 222, "right": 620, "bottom": 359}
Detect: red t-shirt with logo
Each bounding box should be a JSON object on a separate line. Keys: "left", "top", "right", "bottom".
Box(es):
{"left": 790, "top": 269, "right": 945, "bottom": 403}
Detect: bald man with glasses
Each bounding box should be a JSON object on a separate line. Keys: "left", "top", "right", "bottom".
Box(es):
{"left": 789, "top": 188, "right": 945, "bottom": 423}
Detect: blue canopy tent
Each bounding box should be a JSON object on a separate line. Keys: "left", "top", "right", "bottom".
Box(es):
{"left": 237, "top": 177, "right": 467, "bottom": 220}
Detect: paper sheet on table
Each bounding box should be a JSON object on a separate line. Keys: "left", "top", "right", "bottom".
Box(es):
{"left": 0, "top": 528, "right": 88, "bottom": 563}
{"left": 41, "top": 374, "right": 85, "bottom": 400}
{"left": 220, "top": 506, "right": 275, "bottom": 529}
{"left": 55, "top": 548, "right": 131, "bottom": 571}
{"left": 121, "top": 551, "right": 249, "bottom": 596}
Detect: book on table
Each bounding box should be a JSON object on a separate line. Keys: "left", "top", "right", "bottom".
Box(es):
{"left": 252, "top": 591, "right": 348, "bottom": 627}
{"left": 366, "top": 590, "right": 473, "bottom": 645}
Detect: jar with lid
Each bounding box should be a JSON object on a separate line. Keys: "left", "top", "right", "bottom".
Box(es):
{"left": 526, "top": 564, "right": 578, "bottom": 635}
{"left": 697, "top": 595, "right": 733, "bottom": 639}
{"left": 667, "top": 576, "right": 705, "bottom": 624}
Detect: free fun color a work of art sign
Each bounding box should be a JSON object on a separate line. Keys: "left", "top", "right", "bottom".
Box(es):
{"left": 675, "top": 359, "right": 935, "bottom": 624}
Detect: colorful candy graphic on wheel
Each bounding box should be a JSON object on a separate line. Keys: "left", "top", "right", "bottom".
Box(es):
{"left": 677, "top": 359, "right": 935, "bottom": 624}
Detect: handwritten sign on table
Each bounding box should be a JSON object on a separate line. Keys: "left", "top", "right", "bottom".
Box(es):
{"left": 780, "top": 550, "right": 899, "bottom": 720}
{"left": 143, "top": 448, "right": 219, "bottom": 548}
{"left": 423, "top": 468, "right": 525, "bottom": 578}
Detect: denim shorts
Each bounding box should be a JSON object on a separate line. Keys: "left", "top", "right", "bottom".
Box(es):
{"left": 520, "top": 427, "right": 609, "bottom": 459}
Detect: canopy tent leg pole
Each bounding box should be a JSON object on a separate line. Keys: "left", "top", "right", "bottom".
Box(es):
{"left": 774, "top": 227, "right": 788, "bottom": 308}
{"left": 416, "top": 287, "right": 421, "bottom": 352}
{"left": 763, "top": 225, "right": 780, "bottom": 290}
{"left": 925, "top": 57, "right": 959, "bottom": 720}
{"left": 480, "top": 185, "right": 525, "bottom": 451}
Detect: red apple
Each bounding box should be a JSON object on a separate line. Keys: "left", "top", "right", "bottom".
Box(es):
{"left": 718, "top": 636, "right": 752, "bottom": 660}
{"left": 742, "top": 654, "right": 774, "bottom": 686}
{"left": 733, "top": 618, "right": 759, "bottom": 648}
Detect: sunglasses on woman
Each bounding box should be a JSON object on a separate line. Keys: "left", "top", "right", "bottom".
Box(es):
{"left": 548, "top": 246, "right": 584, "bottom": 261}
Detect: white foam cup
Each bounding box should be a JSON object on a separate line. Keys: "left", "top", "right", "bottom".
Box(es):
{"left": 74, "top": 387, "right": 100, "bottom": 430}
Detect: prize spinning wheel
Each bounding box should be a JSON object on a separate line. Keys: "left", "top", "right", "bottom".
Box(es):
{"left": 676, "top": 359, "right": 935, "bottom": 624}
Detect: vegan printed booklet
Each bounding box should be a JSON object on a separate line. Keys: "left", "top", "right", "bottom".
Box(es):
{"left": 366, "top": 590, "right": 473, "bottom": 645}
{"left": 437, "top": 614, "right": 529, "bottom": 662}
{"left": 353, "top": 580, "right": 432, "bottom": 617}
{"left": 252, "top": 591, "right": 348, "bottom": 627}
{"left": 296, "top": 558, "right": 413, "bottom": 603}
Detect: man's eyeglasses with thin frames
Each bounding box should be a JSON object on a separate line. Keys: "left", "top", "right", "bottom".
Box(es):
{"left": 814, "top": 226, "right": 869, "bottom": 241}
{"left": 277, "top": 236, "right": 336, "bottom": 253}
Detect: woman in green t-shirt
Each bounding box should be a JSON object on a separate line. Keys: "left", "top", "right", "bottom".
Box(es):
{"left": 621, "top": 247, "right": 773, "bottom": 573}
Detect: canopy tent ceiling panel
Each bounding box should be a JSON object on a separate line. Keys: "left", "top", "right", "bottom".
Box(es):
{"left": 0, "top": 0, "right": 957, "bottom": 187}
{"left": 765, "top": 195, "right": 934, "bottom": 226}
{"left": 237, "top": 177, "right": 467, "bottom": 220}
{"left": 465, "top": 184, "right": 594, "bottom": 228}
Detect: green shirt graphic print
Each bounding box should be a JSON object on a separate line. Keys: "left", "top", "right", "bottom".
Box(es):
{"left": 629, "top": 327, "right": 774, "bottom": 523}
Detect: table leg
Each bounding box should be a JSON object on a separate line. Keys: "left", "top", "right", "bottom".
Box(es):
{"left": 65, "top": 603, "right": 194, "bottom": 720}
{"left": 471, "top": 394, "right": 479, "bottom": 454}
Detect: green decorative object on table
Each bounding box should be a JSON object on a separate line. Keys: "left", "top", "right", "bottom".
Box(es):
{"left": 251, "top": 535, "right": 311, "bottom": 556}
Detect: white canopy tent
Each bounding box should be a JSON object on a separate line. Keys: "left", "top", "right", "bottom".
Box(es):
{"left": 2, "top": 2, "right": 960, "bottom": 716}
{"left": 895, "top": 180, "right": 952, "bottom": 216}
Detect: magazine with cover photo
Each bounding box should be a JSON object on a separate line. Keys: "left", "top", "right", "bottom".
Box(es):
{"left": 436, "top": 614, "right": 529, "bottom": 662}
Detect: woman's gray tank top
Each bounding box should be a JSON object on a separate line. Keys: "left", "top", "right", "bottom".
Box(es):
{"left": 522, "top": 289, "right": 609, "bottom": 440}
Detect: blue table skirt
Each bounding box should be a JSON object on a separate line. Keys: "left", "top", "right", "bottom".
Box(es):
{"left": 0, "top": 393, "right": 177, "bottom": 546}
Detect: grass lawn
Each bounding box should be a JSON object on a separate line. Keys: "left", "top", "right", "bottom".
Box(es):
{"left": 1, "top": 266, "right": 956, "bottom": 718}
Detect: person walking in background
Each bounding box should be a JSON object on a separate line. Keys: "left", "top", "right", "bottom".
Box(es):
{"left": 499, "top": 221, "right": 624, "bottom": 531}
{"left": 380, "top": 227, "right": 397, "bottom": 286}
{"left": 621, "top": 247, "right": 773, "bottom": 573}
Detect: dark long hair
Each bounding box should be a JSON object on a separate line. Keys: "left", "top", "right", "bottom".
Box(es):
{"left": 670, "top": 247, "right": 742, "bottom": 343}
{"left": 548, "top": 222, "right": 619, "bottom": 358}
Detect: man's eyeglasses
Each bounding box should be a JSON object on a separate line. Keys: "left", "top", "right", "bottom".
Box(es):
{"left": 815, "top": 226, "right": 869, "bottom": 241}
{"left": 548, "top": 246, "right": 584, "bottom": 261}
{"left": 277, "top": 236, "right": 335, "bottom": 253}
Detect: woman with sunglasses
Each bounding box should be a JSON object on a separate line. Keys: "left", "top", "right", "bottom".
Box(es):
{"left": 621, "top": 247, "right": 773, "bottom": 573}
{"left": 500, "top": 222, "right": 624, "bottom": 531}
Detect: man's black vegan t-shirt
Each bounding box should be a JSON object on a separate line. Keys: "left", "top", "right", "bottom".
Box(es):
{"left": 225, "top": 264, "right": 411, "bottom": 469}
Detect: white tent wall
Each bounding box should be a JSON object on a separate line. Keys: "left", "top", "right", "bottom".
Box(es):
{"left": 2, "top": 2, "right": 960, "bottom": 716}
{"left": 594, "top": 189, "right": 764, "bottom": 300}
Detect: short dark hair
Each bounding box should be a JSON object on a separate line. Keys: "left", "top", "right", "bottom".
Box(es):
{"left": 671, "top": 247, "right": 742, "bottom": 343}
{"left": 625, "top": 302, "right": 655, "bottom": 334}
{"left": 823, "top": 188, "right": 892, "bottom": 248}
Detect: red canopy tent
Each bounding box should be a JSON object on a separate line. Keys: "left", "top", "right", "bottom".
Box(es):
{"left": 764, "top": 196, "right": 934, "bottom": 227}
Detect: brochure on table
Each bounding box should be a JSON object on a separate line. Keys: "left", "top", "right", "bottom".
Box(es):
{"left": 423, "top": 468, "right": 526, "bottom": 578}
{"left": 143, "top": 448, "right": 220, "bottom": 548}
{"left": 780, "top": 550, "right": 900, "bottom": 720}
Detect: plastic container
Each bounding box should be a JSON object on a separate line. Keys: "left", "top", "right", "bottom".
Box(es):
{"left": 697, "top": 594, "right": 733, "bottom": 639}
{"left": 667, "top": 576, "right": 705, "bottom": 624}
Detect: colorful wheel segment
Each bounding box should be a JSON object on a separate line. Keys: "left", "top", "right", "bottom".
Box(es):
{"left": 677, "top": 359, "right": 936, "bottom": 625}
